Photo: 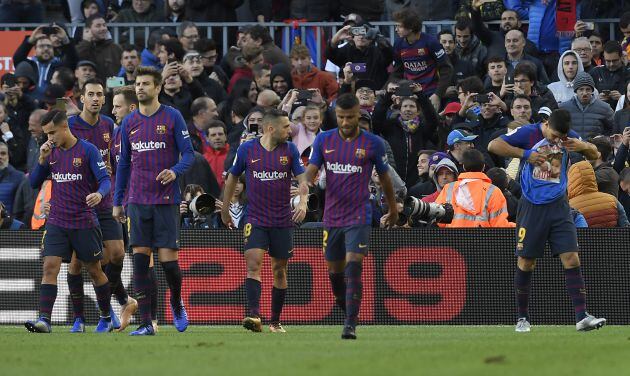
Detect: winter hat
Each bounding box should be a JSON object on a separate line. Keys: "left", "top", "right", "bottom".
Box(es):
{"left": 572, "top": 72, "right": 595, "bottom": 92}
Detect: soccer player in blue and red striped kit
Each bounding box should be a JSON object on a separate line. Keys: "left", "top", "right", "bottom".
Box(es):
{"left": 222, "top": 108, "right": 309, "bottom": 333}
{"left": 65, "top": 78, "right": 137, "bottom": 333}
{"left": 113, "top": 66, "right": 194, "bottom": 336}
{"left": 25, "top": 109, "right": 113, "bottom": 333}
{"left": 305, "top": 94, "right": 398, "bottom": 339}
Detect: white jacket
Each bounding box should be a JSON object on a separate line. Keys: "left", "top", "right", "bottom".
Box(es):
{"left": 548, "top": 50, "right": 585, "bottom": 104}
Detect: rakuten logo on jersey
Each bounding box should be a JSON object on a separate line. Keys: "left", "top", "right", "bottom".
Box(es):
{"left": 253, "top": 170, "right": 288, "bottom": 181}
{"left": 52, "top": 172, "right": 83, "bottom": 182}
{"left": 326, "top": 161, "right": 363, "bottom": 174}
{"left": 131, "top": 140, "right": 167, "bottom": 152}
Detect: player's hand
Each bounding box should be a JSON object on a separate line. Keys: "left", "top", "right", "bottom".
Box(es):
{"left": 39, "top": 140, "right": 54, "bottom": 162}
{"left": 561, "top": 138, "right": 586, "bottom": 153}
{"left": 112, "top": 206, "right": 126, "bottom": 223}
{"left": 527, "top": 151, "right": 547, "bottom": 166}
{"left": 86, "top": 192, "right": 103, "bottom": 207}
{"left": 381, "top": 209, "right": 399, "bottom": 229}
{"left": 292, "top": 199, "right": 308, "bottom": 223}
{"left": 221, "top": 207, "right": 235, "bottom": 229}
{"left": 156, "top": 169, "right": 176, "bottom": 185}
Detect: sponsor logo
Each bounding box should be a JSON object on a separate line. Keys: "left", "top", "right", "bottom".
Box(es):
{"left": 279, "top": 156, "right": 288, "bottom": 165}
{"left": 103, "top": 132, "right": 110, "bottom": 143}
{"left": 49, "top": 160, "right": 57, "bottom": 165}
{"left": 97, "top": 161, "right": 106, "bottom": 170}
{"left": 51, "top": 172, "right": 83, "bottom": 182}
{"left": 324, "top": 149, "right": 335, "bottom": 154}
{"left": 358, "top": 243, "right": 368, "bottom": 249}
{"left": 73, "top": 158, "right": 82, "bottom": 167}
{"left": 93, "top": 250, "right": 101, "bottom": 257}
{"left": 156, "top": 125, "right": 167, "bottom": 134}
{"left": 114, "top": 143, "right": 121, "bottom": 148}
{"left": 99, "top": 149, "right": 108, "bottom": 158}
{"left": 355, "top": 148, "right": 365, "bottom": 159}
{"left": 417, "top": 48, "right": 426, "bottom": 56}
{"left": 131, "top": 140, "right": 167, "bottom": 152}
{"left": 250, "top": 159, "right": 261, "bottom": 164}
{"left": 253, "top": 170, "right": 288, "bottom": 181}
{"left": 435, "top": 48, "right": 445, "bottom": 59}
{"left": 326, "top": 161, "right": 363, "bottom": 174}
{"left": 130, "top": 129, "right": 140, "bottom": 135}
{"left": 181, "top": 130, "right": 189, "bottom": 138}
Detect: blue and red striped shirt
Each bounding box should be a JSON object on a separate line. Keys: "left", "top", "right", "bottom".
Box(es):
{"left": 393, "top": 34, "right": 448, "bottom": 96}
{"left": 230, "top": 139, "right": 304, "bottom": 227}
{"left": 114, "top": 105, "right": 194, "bottom": 206}
{"left": 309, "top": 129, "right": 388, "bottom": 227}
{"left": 29, "top": 139, "right": 110, "bottom": 229}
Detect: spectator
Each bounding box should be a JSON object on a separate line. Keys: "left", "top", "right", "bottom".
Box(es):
{"left": 613, "top": 126, "right": 629, "bottom": 175}
{"left": 0, "top": 0, "right": 43, "bottom": 23}
{"left": 256, "top": 90, "right": 280, "bottom": 108}
{"left": 289, "top": 0, "right": 332, "bottom": 21}
{"left": 195, "top": 38, "right": 229, "bottom": 89}
{"left": 178, "top": 151, "right": 222, "bottom": 202}
{"left": 467, "top": 93, "right": 510, "bottom": 166}
{"left": 0, "top": 142, "right": 25, "bottom": 215}
{"left": 486, "top": 167, "right": 518, "bottom": 221}
{"left": 74, "top": 60, "right": 97, "bottom": 93}
{"left": 270, "top": 63, "right": 293, "bottom": 99}
{"left": 185, "top": 0, "right": 242, "bottom": 50}
{"left": 568, "top": 160, "right": 628, "bottom": 227}
{"left": 220, "top": 27, "right": 248, "bottom": 80}
{"left": 118, "top": 44, "right": 141, "bottom": 85}
{"left": 436, "top": 149, "right": 512, "bottom": 227}
{"left": 50, "top": 67, "right": 76, "bottom": 97}
{"left": 179, "top": 184, "right": 212, "bottom": 229}
{"left": 548, "top": 50, "right": 584, "bottom": 104}
{"left": 228, "top": 45, "right": 264, "bottom": 94}
{"left": 156, "top": 38, "right": 186, "bottom": 66}
{"left": 165, "top": 0, "right": 186, "bottom": 22}
{"left": 327, "top": 21, "right": 394, "bottom": 90}
{"left": 177, "top": 21, "right": 200, "bottom": 53}
{"left": 588, "top": 32, "right": 604, "bottom": 67}
{"left": 446, "top": 129, "right": 477, "bottom": 173}
{"left": 159, "top": 59, "right": 205, "bottom": 120}
{"left": 571, "top": 37, "right": 595, "bottom": 74}
{"left": 559, "top": 72, "right": 614, "bottom": 139}
{"left": 436, "top": 102, "right": 461, "bottom": 151}
{"left": 439, "top": 30, "right": 476, "bottom": 98}
{"left": 212, "top": 176, "right": 247, "bottom": 229}
{"left": 289, "top": 104, "right": 322, "bottom": 156}
{"left": 407, "top": 149, "right": 436, "bottom": 197}
{"left": 620, "top": 11, "right": 630, "bottom": 56}
{"left": 76, "top": 14, "right": 123, "bottom": 82}
{"left": 141, "top": 29, "right": 168, "bottom": 70}
{"left": 588, "top": 136, "right": 619, "bottom": 198}
{"left": 504, "top": 29, "right": 549, "bottom": 84}
{"left": 226, "top": 97, "right": 252, "bottom": 148}
{"left": 454, "top": 16, "right": 487, "bottom": 76}
{"left": 10, "top": 177, "right": 36, "bottom": 228}
{"left": 290, "top": 44, "right": 338, "bottom": 102}
{"left": 25, "top": 109, "right": 48, "bottom": 173}
{"left": 253, "top": 63, "right": 272, "bottom": 91}
{"left": 509, "top": 94, "right": 534, "bottom": 125}
{"left": 114, "top": 0, "right": 165, "bottom": 45}
{"left": 454, "top": 76, "right": 485, "bottom": 123}
{"left": 619, "top": 167, "right": 630, "bottom": 216}
{"left": 0, "top": 102, "right": 28, "bottom": 172}
{"left": 1, "top": 74, "right": 37, "bottom": 145}
{"left": 386, "top": 0, "right": 456, "bottom": 26}
{"left": 71, "top": 0, "right": 102, "bottom": 43}
{"left": 485, "top": 56, "right": 508, "bottom": 98}
{"left": 188, "top": 97, "right": 218, "bottom": 153}
{"left": 0, "top": 202, "right": 25, "bottom": 230}
{"left": 421, "top": 157, "right": 459, "bottom": 203}
{"left": 217, "top": 78, "right": 256, "bottom": 131}
{"left": 613, "top": 81, "right": 630, "bottom": 135}
{"left": 392, "top": 9, "right": 453, "bottom": 110}
{"left": 504, "top": 61, "right": 558, "bottom": 118}
{"left": 590, "top": 41, "right": 630, "bottom": 109}
{"left": 242, "top": 25, "right": 291, "bottom": 68}
{"left": 183, "top": 51, "right": 226, "bottom": 104}
{"left": 203, "top": 120, "right": 230, "bottom": 189}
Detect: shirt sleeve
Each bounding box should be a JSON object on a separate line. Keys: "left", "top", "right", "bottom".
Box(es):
{"left": 430, "top": 36, "right": 448, "bottom": 63}
{"left": 289, "top": 142, "right": 305, "bottom": 176}
{"left": 500, "top": 125, "right": 534, "bottom": 149}
{"left": 87, "top": 142, "right": 111, "bottom": 198}
{"left": 114, "top": 118, "right": 131, "bottom": 206}
{"left": 29, "top": 159, "right": 50, "bottom": 189}
{"left": 228, "top": 143, "right": 248, "bottom": 176}
{"left": 372, "top": 136, "right": 389, "bottom": 174}
{"left": 308, "top": 133, "right": 324, "bottom": 168}
{"left": 171, "top": 109, "right": 195, "bottom": 176}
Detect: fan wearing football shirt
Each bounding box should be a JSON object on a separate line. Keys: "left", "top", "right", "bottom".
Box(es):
{"left": 222, "top": 108, "right": 309, "bottom": 333}
{"left": 305, "top": 94, "right": 398, "bottom": 340}
{"left": 113, "top": 66, "right": 195, "bottom": 336}
{"left": 65, "top": 78, "right": 137, "bottom": 333}
{"left": 25, "top": 109, "right": 112, "bottom": 333}
{"left": 392, "top": 9, "right": 453, "bottom": 111}
{"left": 488, "top": 109, "right": 606, "bottom": 333}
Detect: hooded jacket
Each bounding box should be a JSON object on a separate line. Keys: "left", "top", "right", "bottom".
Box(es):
{"left": 291, "top": 66, "right": 338, "bottom": 102}
{"left": 270, "top": 63, "right": 294, "bottom": 97}
{"left": 568, "top": 160, "right": 618, "bottom": 227}
{"left": 420, "top": 158, "right": 459, "bottom": 203}
{"left": 559, "top": 94, "right": 614, "bottom": 139}
{"left": 548, "top": 50, "right": 585, "bottom": 104}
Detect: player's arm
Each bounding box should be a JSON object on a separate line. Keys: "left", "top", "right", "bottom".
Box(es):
{"left": 291, "top": 143, "right": 308, "bottom": 222}
{"left": 163, "top": 110, "right": 195, "bottom": 184}
{"left": 305, "top": 134, "right": 324, "bottom": 183}
{"left": 374, "top": 138, "right": 398, "bottom": 227}
{"left": 29, "top": 140, "right": 53, "bottom": 189}
{"left": 563, "top": 137, "right": 600, "bottom": 161}
{"left": 221, "top": 144, "right": 247, "bottom": 229}
{"left": 488, "top": 128, "right": 545, "bottom": 165}
{"left": 86, "top": 144, "right": 111, "bottom": 207}
{"left": 113, "top": 119, "right": 131, "bottom": 221}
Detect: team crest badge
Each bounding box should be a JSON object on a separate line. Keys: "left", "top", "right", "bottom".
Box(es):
{"left": 156, "top": 125, "right": 167, "bottom": 134}
{"left": 355, "top": 148, "right": 366, "bottom": 159}
{"left": 279, "top": 156, "right": 288, "bottom": 165}
{"left": 103, "top": 132, "right": 110, "bottom": 143}
{"left": 73, "top": 158, "right": 82, "bottom": 167}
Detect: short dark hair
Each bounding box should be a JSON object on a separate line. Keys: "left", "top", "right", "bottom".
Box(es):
{"left": 620, "top": 11, "right": 630, "bottom": 29}
{"left": 231, "top": 97, "right": 253, "bottom": 119}
{"left": 242, "top": 45, "right": 264, "bottom": 62}
{"left": 620, "top": 167, "right": 630, "bottom": 182}
{"left": 194, "top": 38, "right": 217, "bottom": 54}
{"left": 81, "top": 77, "right": 104, "bottom": 94}
{"left": 261, "top": 108, "right": 288, "bottom": 126}
{"left": 418, "top": 149, "right": 437, "bottom": 157}
{"left": 121, "top": 43, "right": 140, "bottom": 54}
{"left": 548, "top": 109, "right": 571, "bottom": 135}
{"left": 252, "top": 63, "right": 271, "bottom": 77}
{"left": 148, "top": 29, "right": 166, "bottom": 50}
{"left": 245, "top": 25, "right": 273, "bottom": 45}
{"left": 85, "top": 14, "right": 105, "bottom": 29}
{"left": 486, "top": 167, "right": 509, "bottom": 191}
{"left": 603, "top": 40, "right": 622, "bottom": 55}
{"left": 514, "top": 61, "right": 537, "bottom": 82}
{"left": 438, "top": 30, "right": 453, "bottom": 39}
{"left": 486, "top": 55, "right": 506, "bottom": 67}
{"left": 41, "top": 109, "right": 67, "bottom": 127}
{"left": 135, "top": 66, "right": 162, "bottom": 87}
{"left": 511, "top": 94, "right": 531, "bottom": 108}
{"left": 53, "top": 66, "right": 75, "bottom": 91}
{"left": 335, "top": 93, "right": 360, "bottom": 110}
{"left": 461, "top": 149, "right": 485, "bottom": 172}
{"left": 113, "top": 85, "right": 138, "bottom": 106}
{"left": 588, "top": 136, "right": 613, "bottom": 161}
{"left": 158, "top": 38, "right": 186, "bottom": 61}
{"left": 207, "top": 119, "right": 227, "bottom": 133}
{"left": 458, "top": 76, "right": 484, "bottom": 94}
{"left": 393, "top": 9, "right": 422, "bottom": 33}
{"left": 81, "top": 0, "right": 98, "bottom": 10}
{"left": 454, "top": 16, "right": 472, "bottom": 32}
{"left": 190, "top": 97, "right": 211, "bottom": 117}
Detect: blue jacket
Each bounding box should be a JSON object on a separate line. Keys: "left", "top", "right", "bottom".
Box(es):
{"left": 141, "top": 48, "right": 163, "bottom": 71}
{"left": 505, "top": 0, "right": 572, "bottom": 53}
{"left": 0, "top": 165, "right": 25, "bottom": 214}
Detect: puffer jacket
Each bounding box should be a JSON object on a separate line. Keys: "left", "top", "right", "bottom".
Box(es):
{"left": 548, "top": 50, "right": 585, "bottom": 104}
{"left": 559, "top": 95, "right": 614, "bottom": 139}
{"left": 568, "top": 160, "right": 618, "bottom": 227}
{"left": 505, "top": 0, "right": 571, "bottom": 53}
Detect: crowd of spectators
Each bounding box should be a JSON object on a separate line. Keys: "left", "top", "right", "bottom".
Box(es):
{"left": 0, "top": 0, "right": 629, "bottom": 230}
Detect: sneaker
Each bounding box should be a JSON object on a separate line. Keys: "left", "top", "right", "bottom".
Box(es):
{"left": 242, "top": 317, "right": 262, "bottom": 332}
{"left": 24, "top": 318, "right": 51, "bottom": 333}
{"left": 129, "top": 323, "right": 155, "bottom": 336}
{"left": 94, "top": 317, "right": 113, "bottom": 333}
{"left": 269, "top": 323, "right": 286, "bottom": 333}
{"left": 515, "top": 318, "right": 531, "bottom": 332}
{"left": 171, "top": 301, "right": 189, "bottom": 332}
{"left": 576, "top": 314, "right": 606, "bottom": 331}
{"left": 70, "top": 317, "right": 85, "bottom": 333}
{"left": 110, "top": 306, "right": 121, "bottom": 330}
{"left": 341, "top": 325, "right": 356, "bottom": 340}
{"left": 152, "top": 320, "right": 159, "bottom": 333}
{"left": 116, "top": 297, "right": 138, "bottom": 332}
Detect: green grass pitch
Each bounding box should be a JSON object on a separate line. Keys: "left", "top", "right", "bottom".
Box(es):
{"left": 1, "top": 325, "right": 628, "bottom": 376}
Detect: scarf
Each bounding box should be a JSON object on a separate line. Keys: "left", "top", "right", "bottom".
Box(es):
{"left": 398, "top": 115, "right": 421, "bottom": 134}
{"left": 556, "top": 0, "right": 576, "bottom": 38}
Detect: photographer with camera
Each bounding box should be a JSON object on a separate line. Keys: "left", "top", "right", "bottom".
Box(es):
{"left": 327, "top": 21, "right": 394, "bottom": 90}
{"left": 179, "top": 184, "right": 214, "bottom": 229}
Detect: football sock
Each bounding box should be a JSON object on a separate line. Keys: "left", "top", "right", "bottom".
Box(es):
{"left": 133, "top": 253, "right": 152, "bottom": 325}
{"left": 245, "top": 278, "right": 261, "bottom": 318}
{"left": 161, "top": 261, "right": 183, "bottom": 312}
{"left": 564, "top": 267, "right": 587, "bottom": 322}
{"left": 514, "top": 268, "right": 532, "bottom": 320}
{"left": 107, "top": 262, "right": 128, "bottom": 306}
{"left": 67, "top": 273, "right": 84, "bottom": 320}
{"left": 149, "top": 266, "right": 158, "bottom": 321}
{"left": 328, "top": 272, "right": 346, "bottom": 312}
{"left": 270, "top": 287, "right": 287, "bottom": 324}
{"left": 344, "top": 261, "right": 363, "bottom": 328}
{"left": 93, "top": 282, "right": 112, "bottom": 319}
{"left": 39, "top": 284, "right": 57, "bottom": 322}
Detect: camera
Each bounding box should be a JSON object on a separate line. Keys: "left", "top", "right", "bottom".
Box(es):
{"left": 188, "top": 193, "right": 215, "bottom": 216}
{"left": 42, "top": 24, "right": 56, "bottom": 35}
{"left": 473, "top": 94, "right": 490, "bottom": 104}
{"left": 297, "top": 90, "right": 313, "bottom": 101}
{"left": 402, "top": 196, "right": 454, "bottom": 224}
{"left": 350, "top": 27, "right": 367, "bottom": 36}
{"left": 290, "top": 194, "right": 319, "bottom": 212}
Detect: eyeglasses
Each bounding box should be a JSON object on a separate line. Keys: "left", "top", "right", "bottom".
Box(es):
{"left": 356, "top": 88, "right": 374, "bottom": 95}
{"left": 573, "top": 47, "right": 591, "bottom": 53}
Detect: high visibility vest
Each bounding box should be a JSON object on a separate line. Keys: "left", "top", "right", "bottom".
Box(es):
{"left": 31, "top": 180, "right": 51, "bottom": 230}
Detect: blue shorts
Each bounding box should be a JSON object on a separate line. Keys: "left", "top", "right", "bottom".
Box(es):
{"left": 127, "top": 204, "right": 180, "bottom": 249}
{"left": 97, "top": 210, "right": 123, "bottom": 241}
{"left": 243, "top": 223, "right": 293, "bottom": 259}
{"left": 323, "top": 225, "right": 371, "bottom": 262}
{"left": 515, "top": 197, "right": 579, "bottom": 258}
{"left": 42, "top": 223, "right": 103, "bottom": 263}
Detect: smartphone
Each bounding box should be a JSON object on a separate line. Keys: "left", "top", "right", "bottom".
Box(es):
{"left": 350, "top": 63, "right": 367, "bottom": 73}
{"left": 504, "top": 73, "right": 514, "bottom": 85}
{"left": 249, "top": 123, "right": 259, "bottom": 135}
{"left": 602, "top": 90, "right": 611, "bottom": 96}
{"left": 350, "top": 27, "right": 367, "bottom": 36}
{"left": 42, "top": 24, "right": 56, "bottom": 35}
{"left": 297, "top": 90, "right": 313, "bottom": 100}
{"left": 106, "top": 76, "right": 125, "bottom": 89}
{"left": 585, "top": 22, "right": 595, "bottom": 31}
{"left": 2, "top": 74, "right": 17, "bottom": 87}
{"left": 167, "top": 57, "right": 177, "bottom": 64}
{"left": 394, "top": 85, "right": 413, "bottom": 97}
{"left": 473, "top": 94, "right": 490, "bottom": 104}
{"left": 55, "top": 98, "right": 66, "bottom": 111}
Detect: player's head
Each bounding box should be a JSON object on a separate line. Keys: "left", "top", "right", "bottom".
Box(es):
{"left": 335, "top": 93, "right": 360, "bottom": 139}
{"left": 40, "top": 109, "right": 70, "bottom": 147}
{"left": 112, "top": 85, "right": 138, "bottom": 124}
{"left": 261, "top": 108, "right": 290, "bottom": 143}
{"left": 543, "top": 109, "right": 571, "bottom": 144}
{"left": 80, "top": 78, "right": 105, "bottom": 115}
{"left": 134, "top": 66, "right": 162, "bottom": 104}
{"left": 461, "top": 149, "right": 485, "bottom": 172}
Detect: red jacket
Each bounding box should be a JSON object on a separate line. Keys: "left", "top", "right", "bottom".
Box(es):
{"left": 203, "top": 144, "right": 230, "bottom": 189}
{"left": 291, "top": 66, "right": 338, "bottom": 102}
{"left": 228, "top": 67, "right": 253, "bottom": 94}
